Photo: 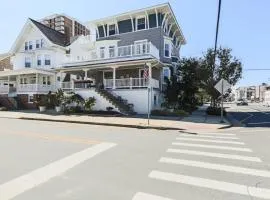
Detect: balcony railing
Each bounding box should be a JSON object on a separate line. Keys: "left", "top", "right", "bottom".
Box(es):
{"left": 103, "top": 78, "right": 159, "bottom": 89}
{"left": 17, "top": 84, "right": 55, "bottom": 93}
{"left": 63, "top": 42, "right": 160, "bottom": 64}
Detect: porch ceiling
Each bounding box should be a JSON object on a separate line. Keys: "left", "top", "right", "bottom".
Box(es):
{"left": 58, "top": 59, "right": 162, "bottom": 73}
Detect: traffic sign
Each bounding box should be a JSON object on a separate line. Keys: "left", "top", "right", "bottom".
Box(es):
{"left": 215, "top": 79, "right": 231, "bottom": 94}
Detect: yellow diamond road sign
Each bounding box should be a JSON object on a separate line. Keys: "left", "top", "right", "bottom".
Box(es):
{"left": 215, "top": 79, "right": 231, "bottom": 94}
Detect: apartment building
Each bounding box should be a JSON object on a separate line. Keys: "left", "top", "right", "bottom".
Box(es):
{"left": 0, "top": 3, "right": 186, "bottom": 114}
{"left": 41, "top": 14, "right": 90, "bottom": 41}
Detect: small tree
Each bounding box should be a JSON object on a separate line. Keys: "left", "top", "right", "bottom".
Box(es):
{"left": 162, "top": 68, "right": 180, "bottom": 109}
{"left": 177, "top": 57, "right": 201, "bottom": 111}
{"left": 200, "top": 47, "right": 242, "bottom": 107}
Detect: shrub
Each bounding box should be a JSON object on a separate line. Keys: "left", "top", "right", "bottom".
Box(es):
{"left": 206, "top": 106, "right": 227, "bottom": 116}
{"left": 36, "top": 95, "right": 48, "bottom": 107}
{"left": 106, "top": 106, "right": 114, "bottom": 111}
{"left": 84, "top": 97, "right": 96, "bottom": 111}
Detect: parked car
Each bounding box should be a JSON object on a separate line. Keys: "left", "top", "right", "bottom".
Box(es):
{"left": 236, "top": 101, "right": 248, "bottom": 106}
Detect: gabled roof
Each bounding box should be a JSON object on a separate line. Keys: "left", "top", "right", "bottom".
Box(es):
{"left": 30, "top": 18, "right": 69, "bottom": 47}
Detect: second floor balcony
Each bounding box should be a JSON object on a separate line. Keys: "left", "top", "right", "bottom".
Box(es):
{"left": 62, "top": 42, "right": 160, "bottom": 66}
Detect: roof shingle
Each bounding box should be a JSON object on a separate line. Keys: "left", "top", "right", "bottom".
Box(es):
{"left": 30, "top": 18, "right": 69, "bottom": 47}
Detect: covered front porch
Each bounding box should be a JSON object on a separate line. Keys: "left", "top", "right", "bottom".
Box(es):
{"left": 59, "top": 60, "right": 162, "bottom": 91}
{"left": 0, "top": 68, "right": 56, "bottom": 95}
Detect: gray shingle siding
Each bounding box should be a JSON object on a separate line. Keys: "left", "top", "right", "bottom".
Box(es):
{"left": 97, "top": 27, "right": 174, "bottom": 64}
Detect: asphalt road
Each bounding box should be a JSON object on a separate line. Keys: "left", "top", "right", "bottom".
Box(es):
{"left": 227, "top": 103, "right": 270, "bottom": 127}
{"left": 0, "top": 118, "right": 270, "bottom": 200}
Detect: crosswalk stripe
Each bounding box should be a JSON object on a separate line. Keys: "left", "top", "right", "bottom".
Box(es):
{"left": 132, "top": 192, "right": 174, "bottom": 200}
{"left": 198, "top": 133, "right": 236, "bottom": 136}
{"left": 172, "top": 142, "right": 252, "bottom": 152}
{"left": 0, "top": 142, "right": 117, "bottom": 200}
{"left": 179, "top": 134, "right": 239, "bottom": 140}
{"left": 176, "top": 138, "right": 244, "bottom": 145}
{"left": 167, "top": 149, "right": 261, "bottom": 162}
{"left": 149, "top": 171, "right": 270, "bottom": 199}
{"left": 159, "top": 157, "right": 270, "bottom": 177}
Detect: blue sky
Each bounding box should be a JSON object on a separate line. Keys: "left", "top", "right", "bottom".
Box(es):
{"left": 0, "top": 0, "right": 269, "bottom": 86}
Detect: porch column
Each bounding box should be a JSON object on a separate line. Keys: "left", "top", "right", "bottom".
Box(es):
{"left": 36, "top": 73, "right": 38, "bottom": 91}
{"left": 59, "top": 71, "right": 63, "bottom": 89}
{"left": 147, "top": 63, "right": 152, "bottom": 87}
{"left": 7, "top": 76, "right": 10, "bottom": 93}
{"left": 112, "top": 67, "right": 116, "bottom": 89}
{"left": 83, "top": 69, "right": 88, "bottom": 88}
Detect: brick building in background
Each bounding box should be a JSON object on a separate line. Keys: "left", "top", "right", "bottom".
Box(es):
{"left": 40, "top": 14, "right": 90, "bottom": 42}
{"left": 0, "top": 54, "right": 12, "bottom": 71}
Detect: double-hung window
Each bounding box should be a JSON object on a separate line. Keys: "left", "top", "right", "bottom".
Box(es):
{"left": 36, "top": 40, "right": 40, "bottom": 48}
{"left": 137, "top": 17, "right": 146, "bottom": 30}
{"left": 100, "top": 47, "right": 105, "bottom": 58}
{"left": 44, "top": 55, "right": 51, "bottom": 66}
{"left": 25, "top": 57, "right": 31, "bottom": 68}
{"left": 37, "top": 55, "right": 42, "bottom": 66}
{"left": 29, "top": 41, "right": 33, "bottom": 50}
{"left": 109, "top": 46, "right": 115, "bottom": 58}
{"left": 25, "top": 42, "right": 28, "bottom": 51}
{"left": 163, "top": 67, "right": 171, "bottom": 82}
{"left": 164, "top": 42, "right": 171, "bottom": 58}
{"left": 108, "top": 24, "right": 116, "bottom": 36}
{"left": 41, "top": 39, "right": 44, "bottom": 48}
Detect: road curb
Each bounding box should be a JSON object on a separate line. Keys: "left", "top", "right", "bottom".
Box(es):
{"left": 19, "top": 117, "right": 185, "bottom": 131}
{"left": 226, "top": 113, "right": 245, "bottom": 127}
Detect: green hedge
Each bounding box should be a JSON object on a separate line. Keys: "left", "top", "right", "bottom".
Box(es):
{"left": 206, "top": 106, "right": 227, "bottom": 116}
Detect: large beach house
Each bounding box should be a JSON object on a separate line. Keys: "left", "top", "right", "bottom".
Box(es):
{"left": 0, "top": 3, "right": 186, "bottom": 114}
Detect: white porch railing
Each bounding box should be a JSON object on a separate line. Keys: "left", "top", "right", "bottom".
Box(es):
{"left": 63, "top": 42, "right": 160, "bottom": 64}
{"left": 0, "top": 86, "right": 9, "bottom": 94}
{"left": 104, "top": 78, "right": 159, "bottom": 89}
{"left": 17, "top": 84, "right": 55, "bottom": 93}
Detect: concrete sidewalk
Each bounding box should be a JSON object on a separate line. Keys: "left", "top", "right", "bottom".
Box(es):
{"left": 0, "top": 107, "right": 230, "bottom": 131}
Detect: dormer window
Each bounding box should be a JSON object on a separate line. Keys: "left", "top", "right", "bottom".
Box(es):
{"left": 25, "top": 42, "right": 28, "bottom": 51}
{"left": 29, "top": 41, "right": 33, "bottom": 50}
{"left": 137, "top": 17, "right": 146, "bottom": 30}
{"left": 109, "top": 24, "right": 116, "bottom": 36}
{"left": 36, "top": 40, "right": 40, "bottom": 48}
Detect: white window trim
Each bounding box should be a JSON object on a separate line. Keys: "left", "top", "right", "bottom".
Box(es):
{"left": 44, "top": 55, "right": 51, "bottom": 66}
{"left": 28, "top": 95, "right": 34, "bottom": 104}
{"left": 100, "top": 47, "right": 106, "bottom": 58}
{"left": 136, "top": 15, "right": 147, "bottom": 31}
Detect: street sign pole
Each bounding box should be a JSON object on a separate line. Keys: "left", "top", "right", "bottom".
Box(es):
{"left": 147, "top": 87, "right": 150, "bottom": 126}
{"left": 221, "top": 80, "right": 224, "bottom": 123}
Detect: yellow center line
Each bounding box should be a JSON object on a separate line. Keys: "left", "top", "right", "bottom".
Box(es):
{"left": 2, "top": 131, "right": 101, "bottom": 145}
